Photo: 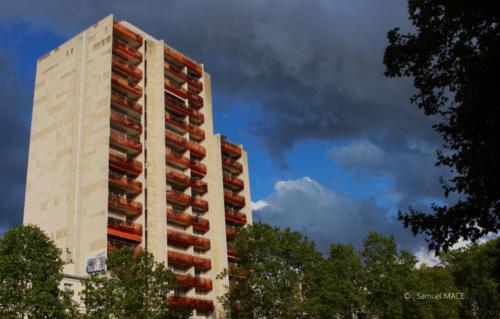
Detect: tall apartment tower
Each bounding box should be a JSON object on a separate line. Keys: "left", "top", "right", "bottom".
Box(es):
{"left": 23, "top": 15, "right": 252, "bottom": 318}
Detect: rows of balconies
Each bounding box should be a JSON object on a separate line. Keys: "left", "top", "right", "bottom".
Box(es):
{"left": 165, "top": 150, "right": 207, "bottom": 176}
{"left": 109, "top": 193, "right": 142, "bottom": 216}
{"left": 164, "top": 62, "right": 187, "bottom": 83}
{"left": 168, "top": 250, "right": 211, "bottom": 270}
{"left": 107, "top": 217, "right": 142, "bottom": 242}
{"left": 223, "top": 172, "right": 244, "bottom": 190}
{"left": 112, "top": 73, "right": 143, "bottom": 98}
{"left": 226, "top": 226, "right": 239, "bottom": 239}
{"left": 112, "top": 56, "right": 143, "bottom": 81}
{"left": 168, "top": 296, "right": 214, "bottom": 312}
{"left": 110, "top": 129, "right": 142, "bottom": 155}
{"left": 109, "top": 152, "right": 142, "bottom": 177}
{"left": 111, "top": 93, "right": 142, "bottom": 117}
{"left": 107, "top": 237, "right": 143, "bottom": 256}
{"left": 167, "top": 229, "right": 210, "bottom": 250}
{"left": 188, "top": 107, "right": 204, "bottom": 124}
{"left": 165, "top": 130, "right": 187, "bottom": 150}
{"left": 166, "top": 95, "right": 189, "bottom": 116}
{"left": 221, "top": 140, "right": 242, "bottom": 158}
{"left": 187, "top": 75, "right": 203, "bottom": 93}
{"left": 164, "top": 47, "right": 202, "bottom": 77}
{"left": 109, "top": 171, "right": 142, "bottom": 195}
{"left": 113, "top": 23, "right": 143, "bottom": 48}
{"left": 188, "top": 93, "right": 203, "bottom": 110}
{"left": 191, "top": 178, "right": 208, "bottom": 194}
{"left": 110, "top": 110, "right": 142, "bottom": 135}
{"left": 222, "top": 156, "right": 243, "bottom": 174}
{"left": 113, "top": 40, "right": 142, "bottom": 64}
{"left": 167, "top": 209, "right": 209, "bottom": 233}
{"left": 174, "top": 274, "right": 212, "bottom": 291}
{"left": 224, "top": 190, "right": 246, "bottom": 207}
{"left": 225, "top": 209, "right": 247, "bottom": 225}
{"left": 165, "top": 114, "right": 188, "bottom": 134}
{"left": 166, "top": 191, "right": 209, "bottom": 212}
{"left": 189, "top": 124, "right": 205, "bottom": 141}
{"left": 165, "top": 79, "right": 188, "bottom": 99}
{"left": 166, "top": 171, "right": 207, "bottom": 193}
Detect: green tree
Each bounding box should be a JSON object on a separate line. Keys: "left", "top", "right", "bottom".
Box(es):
{"left": 441, "top": 238, "right": 500, "bottom": 319}
{"left": 0, "top": 224, "right": 77, "bottom": 318}
{"left": 82, "top": 248, "right": 191, "bottom": 319}
{"left": 219, "top": 222, "right": 320, "bottom": 318}
{"left": 306, "top": 244, "right": 364, "bottom": 318}
{"left": 384, "top": 1, "right": 500, "bottom": 251}
{"left": 362, "top": 232, "right": 416, "bottom": 319}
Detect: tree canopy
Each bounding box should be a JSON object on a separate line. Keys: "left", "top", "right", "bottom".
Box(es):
{"left": 384, "top": 0, "right": 500, "bottom": 251}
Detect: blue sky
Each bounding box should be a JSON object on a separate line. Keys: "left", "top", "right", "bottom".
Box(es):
{"left": 0, "top": 1, "right": 452, "bottom": 261}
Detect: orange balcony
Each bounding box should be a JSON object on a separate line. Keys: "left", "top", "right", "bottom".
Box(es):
{"left": 166, "top": 170, "right": 190, "bottom": 188}
{"left": 164, "top": 62, "right": 187, "bottom": 82}
{"left": 113, "top": 40, "right": 142, "bottom": 64}
{"left": 222, "top": 156, "right": 243, "bottom": 174}
{"left": 221, "top": 140, "right": 242, "bottom": 158}
{"left": 167, "top": 190, "right": 191, "bottom": 206}
{"left": 187, "top": 141, "right": 206, "bottom": 157}
{"left": 165, "top": 80, "right": 188, "bottom": 99}
{"left": 164, "top": 47, "right": 202, "bottom": 76}
{"left": 174, "top": 274, "right": 212, "bottom": 291}
{"left": 167, "top": 229, "right": 210, "bottom": 250}
{"left": 168, "top": 296, "right": 214, "bottom": 312}
{"left": 166, "top": 96, "right": 189, "bottom": 116}
{"left": 165, "top": 114, "right": 188, "bottom": 133}
{"left": 167, "top": 209, "right": 209, "bottom": 233}
{"left": 188, "top": 123, "right": 205, "bottom": 141}
{"left": 113, "top": 23, "right": 143, "bottom": 47}
{"left": 108, "top": 171, "right": 142, "bottom": 195}
{"left": 227, "top": 245, "right": 238, "bottom": 259}
{"left": 223, "top": 173, "right": 244, "bottom": 190}
{"left": 168, "top": 250, "right": 211, "bottom": 270}
{"left": 190, "top": 160, "right": 207, "bottom": 176}
{"left": 188, "top": 93, "right": 203, "bottom": 109}
{"left": 109, "top": 152, "right": 142, "bottom": 177}
{"left": 192, "top": 197, "right": 208, "bottom": 212}
{"left": 111, "top": 73, "right": 143, "bottom": 98}
{"left": 165, "top": 131, "right": 187, "bottom": 149}
{"left": 226, "top": 226, "right": 239, "bottom": 239}
{"left": 191, "top": 179, "right": 207, "bottom": 194}
{"left": 187, "top": 75, "right": 203, "bottom": 93}
{"left": 112, "top": 56, "right": 142, "bottom": 81}
{"left": 111, "top": 93, "right": 142, "bottom": 116}
{"left": 188, "top": 108, "right": 204, "bottom": 124}
{"left": 225, "top": 209, "right": 247, "bottom": 225}
{"left": 108, "top": 193, "right": 142, "bottom": 216}
{"left": 110, "top": 111, "right": 142, "bottom": 135}
{"left": 166, "top": 149, "right": 190, "bottom": 169}
{"left": 107, "top": 217, "right": 142, "bottom": 242}
{"left": 107, "top": 237, "right": 142, "bottom": 255}
{"left": 224, "top": 190, "right": 246, "bottom": 207}
{"left": 110, "top": 130, "right": 142, "bottom": 155}
{"left": 228, "top": 263, "right": 248, "bottom": 278}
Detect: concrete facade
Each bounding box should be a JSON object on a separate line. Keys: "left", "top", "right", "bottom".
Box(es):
{"left": 23, "top": 15, "right": 252, "bottom": 318}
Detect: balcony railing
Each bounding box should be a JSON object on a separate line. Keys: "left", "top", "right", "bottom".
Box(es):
{"left": 222, "top": 156, "right": 243, "bottom": 174}
{"left": 224, "top": 190, "right": 246, "bottom": 207}
{"left": 167, "top": 250, "right": 211, "bottom": 270}
{"left": 110, "top": 129, "right": 142, "bottom": 154}
{"left": 108, "top": 193, "right": 142, "bottom": 216}
{"left": 110, "top": 110, "right": 142, "bottom": 134}
{"left": 226, "top": 226, "right": 239, "bottom": 239}
{"left": 112, "top": 56, "right": 143, "bottom": 81}
{"left": 225, "top": 209, "right": 247, "bottom": 225}
{"left": 107, "top": 237, "right": 143, "bottom": 256}
{"left": 109, "top": 152, "right": 142, "bottom": 176}
{"left": 227, "top": 245, "right": 237, "bottom": 258}
{"left": 188, "top": 123, "right": 205, "bottom": 141}
{"left": 113, "top": 40, "right": 142, "bottom": 63}
{"left": 107, "top": 217, "right": 142, "bottom": 242}
{"left": 228, "top": 263, "right": 248, "bottom": 278}
{"left": 166, "top": 99, "right": 189, "bottom": 116}
{"left": 164, "top": 62, "right": 187, "bottom": 82}
{"left": 167, "top": 209, "right": 209, "bottom": 233}
{"left": 174, "top": 274, "right": 212, "bottom": 291}
{"left": 168, "top": 296, "right": 214, "bottom": 312}
{"left": 164, "top": 47, "right": 202, "bottom": 76}
{"left": 192, "top": 197, "right": 209, "bottom": 212}
{"left": 187, "top": 75, "right": 203, "bottom": 93}
{"left": 165, "top": 114, "right": 188, "bottom": 133}
{"left": 190, "top": 160, "right": 207, "bottom": 176}
{"left": 221, "top": 140, "right": 242, "bottom": 158}
{"left": 166, "top": 170, "right": 190, "bottom": 187}
{"left": 111, "top": 92, "right": 142, "bottom": 116}
{"left": 166, "top": 149, "right": 190, "bottom": 169}
{"left": 111, "top": 73, "right": 143, "bottom": 97}
{"left": 223, "top": 173, "right": 244, "bottom": 190}
{"left": 191, "top": 178, "right": 207, "bottom": 194}
{"left": 188, "top": 93, "right": 203, "bottom": 109}
{"left": 113, "top": 23, "right": 143, "bottom": 47}
{"left": 108, "top": 171, "right": 142, "bottom": 194}
{"left": 167, "top": 190, "right": 191, "bottom": 206}
{"left": 167, "top": 229, "right": 210, "bottom": 250}
{"left": 165, "top": 130, "right": 187, "bottom": 149}
{"left": 165, "top": 80, "right": 188, "bottom": 99}
{"left": 187, "top": 141, "right": 205, "bottom": 157}
{"left": 187, "top": 108, "right": 204, "bottom": 124}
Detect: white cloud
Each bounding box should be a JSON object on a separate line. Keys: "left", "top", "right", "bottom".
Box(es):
{"left": 251, "top": 200, "right": 269, "bottom": 210}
